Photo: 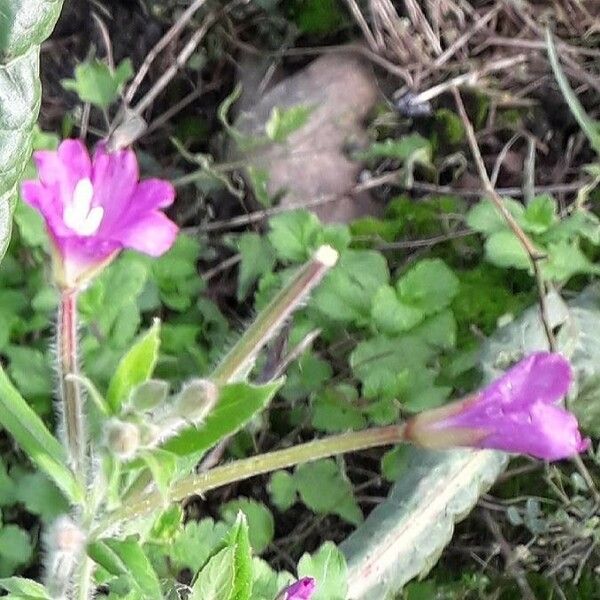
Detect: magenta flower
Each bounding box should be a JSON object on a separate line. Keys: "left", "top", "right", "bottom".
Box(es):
{"left": 406, "top": 352, "right": 589, "bottom": 460}
{"left": 21, "top": 139, "right": 178, "bottom": 288}
{"left": 278, "top": 577, "right": 316, "bottom": 600}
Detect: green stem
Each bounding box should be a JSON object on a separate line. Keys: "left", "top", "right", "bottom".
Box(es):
{"left": 211, "top": 246, "right": 338, "bottom": 385}
{"left": 57, "top": 289, "right": 86, "bottom": 481}
{"left": 94, "top": 424, "right": 406, "bottom": 536}
{"left": 75, "top": 556, "right": 94, "bottom": 600}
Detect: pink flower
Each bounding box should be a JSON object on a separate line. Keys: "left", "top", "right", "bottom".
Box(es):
{"left": 279, "top": 577, "right": 316, "bottom": 600}
{"left": 21, "top": 139, "right": 178, "bottom": 288}
{"left": 406, "top": 352, "right": 589, "bottom": 460}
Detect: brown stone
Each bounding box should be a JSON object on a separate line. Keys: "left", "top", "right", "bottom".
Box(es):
{"left": 235, "top": 52, "right": 382, "bottom": 223}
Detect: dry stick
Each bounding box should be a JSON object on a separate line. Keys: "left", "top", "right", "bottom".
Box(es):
{"left": 124, "top": 0, "right": 209, "bottom": 105}
{"left": 404, "top": 0, "right": 443, "bottom": 56}
{"left": 343, "top": 0, "right": 380, "bottom": 53}
{"left": 410, "top": 54, "right": 527, "bottom": 105}
{"left": 482, "top": 510, "right": 537, "bottom": 600}
{"left": 190, "top": 172, "right": 584, "bottom": 234}
{"left": 429, "top": 5, "right": 500, "bottom": 69}
{"left": 133, "top": 11, "right": 219, "bottom": 116}
{"left": 224, "top": 34, "right": 413, "bottom": 84}
{"left": 524, "top": 136, "right": 536, "bottom": 205}
{"left": 451, "top": 87, "right": 556, "bottom": 351}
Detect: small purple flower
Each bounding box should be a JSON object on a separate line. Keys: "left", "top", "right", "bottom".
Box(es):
{"left": 406, "top": 352, "right": 589, "bottom": 460}
{"left": 21, "top": 139, "right": 178, "bottom": 288}
{"left": 279, "top": 577, "right": 316, "bottom": 600}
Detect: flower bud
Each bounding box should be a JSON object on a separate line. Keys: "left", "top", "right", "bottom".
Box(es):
{"left": 105, "top": 419, "right": 141, "bottom": 460}
{"left": 129, "top": 379, "right": 170, "bottom": 412}
{"left": 405, "top": 352, "right": 589, "bottom": 461}
{"left": 277, "top": 578, "right": 316, "bottom": 600}
{"left": 175, "top": 378, "right": 219, "bottom": 422}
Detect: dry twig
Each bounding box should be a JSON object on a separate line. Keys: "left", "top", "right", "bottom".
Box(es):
{"left": 451, "top": 87, "right": 556, "bottom": 351}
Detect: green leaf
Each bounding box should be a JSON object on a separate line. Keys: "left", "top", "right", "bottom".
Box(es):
{"left": 521, "top": 194, "right": 557, "bottom": 234}
{"left": 350, "top": 335, "right": 435, "bottom": 401}
{"left": 0, "top": 365, "right": 82, "bottom": 504}
{"left": 267, "top": 471, "right": 297, "bottom": 512}
{"left": 237, "top": 233, "right": 276, "bottom": 300}
{"left": 484, "top": 230, "right": 530, "bottom": 270}
{"left": 311, "top": 385, "right": 366, "bottom": 433}
{"left": 294, "top": 459, "right": 363, "bottom": 525}
{"left": 0, "top": 577, "right": 50, "bottom": 599}
{"left": 246, "top": 166, "right": 272, "bottom": 208}
{"left": 358, "top": 134, "right": 431, "bottom": 162}
{"left": 311, "top": 250, "right": 389, "bottom": 325}
{"left": 291, "top": 0, "right": 346, "bottom": 34}
{"left": 190, "top": 546, "right": 235, "bottom": 600}
{"left": 396, "top": 259, "right": 459, "bottom": 316}
{"left": 220, "top": 498, "right": 274, "bottom": 554}
{"left": 138, "top": 449, "right": 177, "bottom": 501}
{"left": 5, "top": 346, "right": 53, "bottom": 401}
{"left": 0, "top": 1, "right": 64, "bottom": 59}
{"left": 542, "top": 209, "right": 600, "bottom": 245}
{"left": 13, "top": 470, "right": 68, "bottom": 523}
{"left": 371, "top": 285, "right": 424, "bottom": 334}
{"left": 281, "top": 353, "right": 332, "bottom": 402}
{"left": 62, "top": 58, "right": 133, "bottom": 108}
{"left": 94, "top": 538, "right": 162, "bottom": 600}
{"left": 341, "top": 448, "right": 506, "bottom": 598}
{"left": 107, "top": 320, "right": 160, "bottom": 413}
{"left": 381, "top": 446, "right": 410, "bottom": 482}
{"left": 251, "top": 558, "right": 293, "bottom": 600}
{"left": 163, "top": 380, "right": 281, "bottom": 456}
{"left": 265, "top": 105, "right": 312, "bottom": 142}
{"left": 171, "top": 519, "right": 229, "bottom": 574}
{"left": 0, "top": 525, "right": 32, "bottom": 569}
{"left": 0, "top": 461, "right": 16, "bottom": 506}
{"left": 542, "top": 240, "right": 600, "bottom": 281}
{"left": 149, "top": 505, "right": 183, "bottom": 542}
{"left": 466, "top": 197, "right": 524, "bottom": 234}
{"left": 268, "top": 210, "right": 322, "bottom": 262}
{"left": 0, "top": 0, "right": 64, "bottom": 256}
{"left": 223, "top": 514, "right": 253, "bottom": 600}
{"left": 297, "top": 542, "right": 348, "bottom": 600}
{"left": 150, "top": 234, "right": 204, "bottom": 311}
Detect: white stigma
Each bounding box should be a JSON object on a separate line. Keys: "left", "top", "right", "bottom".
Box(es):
{"left": 64, "top": 178, "right": 104, "bottom": 236}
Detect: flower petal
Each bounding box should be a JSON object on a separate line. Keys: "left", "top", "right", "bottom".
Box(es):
{"left": 474, "top": 352, "right": 572, "bottom": 414}
{"left": 130, "top": 179, "right": 176, "bottom": 210}
{"left": 112, "top": 211, "right": 178, "bottom": 257}
{"left": 282, "top": 578, "right": 316, "bottom": 600}
{"left": 479, "top": 401, "right": 590, "bottom": 460}
{"left": 33, "top": 139, "right": 91, "bottom": 205}
{"left": 21, "top": 181, "right": 71, "bottom": 238}
{"left": 91, "top": 143, "right": 139, "bottom": 229}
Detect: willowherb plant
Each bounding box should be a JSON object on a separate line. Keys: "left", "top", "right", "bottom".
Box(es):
{"left": 0, "top": 138, "right": 588, "bottom": 600}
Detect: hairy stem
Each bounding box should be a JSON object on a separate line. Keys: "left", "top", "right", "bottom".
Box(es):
{"left": 95, "top": 424, "right": 406, "bottom": 535}
{"left": 211, "top": 245, "right": 338, "bottom": 385}
{"left": 75, "top": 556, "right": 94, "bottom": 600}
{"left": 57, "top": 290, "right": 86, "bottom": 480}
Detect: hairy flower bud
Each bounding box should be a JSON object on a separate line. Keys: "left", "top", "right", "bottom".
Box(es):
{"left": 105, "top": 419, "right": 141, "bottom": 460}
{"left": 175, "top": 378, "right": 219, "bottom": 420}
{"left": 129, "top": 379, "right": 170, "bottom": 412}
